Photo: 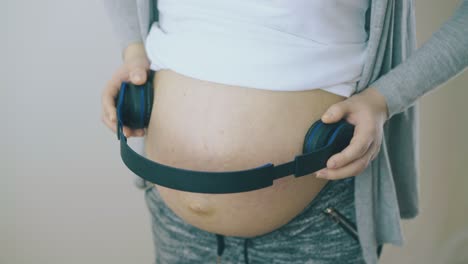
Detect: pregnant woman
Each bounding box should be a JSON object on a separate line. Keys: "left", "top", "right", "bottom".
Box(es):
{"left": 101, "top": 1, "right": 468, "bottom": 263}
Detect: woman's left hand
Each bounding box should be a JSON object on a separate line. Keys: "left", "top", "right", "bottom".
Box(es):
{"left": 315, "top": 87, "right": 390, "bottom": 180}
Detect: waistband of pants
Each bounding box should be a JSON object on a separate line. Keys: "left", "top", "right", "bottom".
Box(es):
{"left": 228, "top": 177, "right": 356, "bottom": 244}
{"left": 149, "top": 177, "right": 354, "bottom": 243}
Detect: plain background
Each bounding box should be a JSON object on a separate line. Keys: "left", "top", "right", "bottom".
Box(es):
{"left": 1, "top": 0, "right": 467, "bottom": 263}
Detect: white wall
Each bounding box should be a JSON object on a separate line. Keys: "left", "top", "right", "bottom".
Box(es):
{"left": 1, "top": 1, "right": 154, "bottom": 263}
{"left": 1, "top": 0, "right": 467, "bottom": 263}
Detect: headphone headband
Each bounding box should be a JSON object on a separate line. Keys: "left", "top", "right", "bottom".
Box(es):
{"left": 115, "top": 72, "right": 354, "bottom": 193}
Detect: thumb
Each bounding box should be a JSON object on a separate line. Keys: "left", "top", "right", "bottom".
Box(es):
{"left": 321, "top": 101, "right": 349, "bottom": 123}
{"left": 129, "top": 67, "right": 148, "bottom": 85}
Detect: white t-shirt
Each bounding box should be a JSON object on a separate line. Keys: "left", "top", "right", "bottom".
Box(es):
{"left": 145, "top": 0, "right": 370, "bottom": 97}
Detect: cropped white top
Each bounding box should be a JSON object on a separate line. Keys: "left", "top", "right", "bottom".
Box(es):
{"left": 145, "top": 0, "right": 370, "bottom": 97}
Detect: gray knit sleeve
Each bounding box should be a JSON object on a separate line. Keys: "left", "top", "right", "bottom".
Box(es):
{"left": 103, "top": 0, "right": 143, "bottom": 53}
{"left": 370, "top": 0, "right": 468, "bottom": 119}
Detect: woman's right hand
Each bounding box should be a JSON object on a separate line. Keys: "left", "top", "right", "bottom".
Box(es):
{"left": 101, "top": 42, "right": 150, "bottom": 138}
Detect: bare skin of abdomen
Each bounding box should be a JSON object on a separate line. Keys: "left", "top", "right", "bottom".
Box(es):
{"left": 144, "top": 69, "right": 347, "bottom": 238}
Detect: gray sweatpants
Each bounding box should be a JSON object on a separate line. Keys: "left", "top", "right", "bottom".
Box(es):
{"left": 144, "top": 177, "right": 382, "bottom": 263}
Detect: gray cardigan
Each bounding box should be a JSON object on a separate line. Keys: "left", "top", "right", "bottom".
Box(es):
{"left": 103, "top": 0, "right": 468, "bottom": 263}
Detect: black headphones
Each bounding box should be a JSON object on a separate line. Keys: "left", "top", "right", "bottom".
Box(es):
{"left": 115, "top": 71, "right": 354, "bottom": 194}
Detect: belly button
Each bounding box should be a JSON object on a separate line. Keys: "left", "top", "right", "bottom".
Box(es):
{"left": 188, "top": 202, "right": 215, "bottom": 216}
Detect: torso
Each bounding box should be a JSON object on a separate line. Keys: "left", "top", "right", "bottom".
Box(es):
{"left": 144, "top": 69, "right": 348, "bottom": 238}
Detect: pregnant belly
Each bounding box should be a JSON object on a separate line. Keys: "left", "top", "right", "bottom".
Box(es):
{"left": 144, "top": 69, "right": 347, "bottom": 237}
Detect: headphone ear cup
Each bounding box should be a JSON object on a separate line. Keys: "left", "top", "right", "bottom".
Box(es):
{"left": 115, "top": 71, "right": 155, "bottom": 129}
{"left": 144, "top": 71, "right": 155, "bottom": 127}
{"left": 302, "top": 120, "right": 347, "bottom": 154}
{"left": 120, "top": 84, "right": 145, "bottom": 129}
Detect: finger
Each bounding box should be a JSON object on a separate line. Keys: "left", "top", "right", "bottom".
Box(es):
{"left": 135, "top": 128, "right": 145, "bottom": 137}
{"left": 317, "top": 151, "right": 373, "bottom": 180}
{"left": 123, "top": 126, "right": 134, "bottom": 138}
{"left": 128, "top": 66, "right": 148, "bottom": 85}
{"left": 125, "top": 56, "right": 149, "bottom": 85}
{"left": 130, "top": 128, "right": 145, "bottom": 137}
{"left": 101, "top": 113, "right": 117, "bottom": 134}
{"left": 122, "top": 126, "right": 145, "bottom": 138}
{"left": 101, "top": 89, "right": 117, "bottom": 123}
{"left": 101, "top": 110, "right": 137, "bottom": 137}
{"left": 326, "top": 123, "right": 374, "bottom": 169}
{"left": 370, "top": 140, "right": 382, "bottom": 161}
{"left": 102, "top": 66, "right": 129, "bottom": 121}
{"left": 321, "top": 100, "right": 350, "bottom": 124}
{"left": 105, "top": 65, "right": 131, "bottom": 97}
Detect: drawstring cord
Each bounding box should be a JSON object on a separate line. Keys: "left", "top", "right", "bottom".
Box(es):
{"left": 216, "top": 234, "right": 225, "bottom": 264}
{"left": 215, "top": 234, "right": 250, "bottom": 264}
{"left": 244, "top": 238, "right": 250, "bottom": 264}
